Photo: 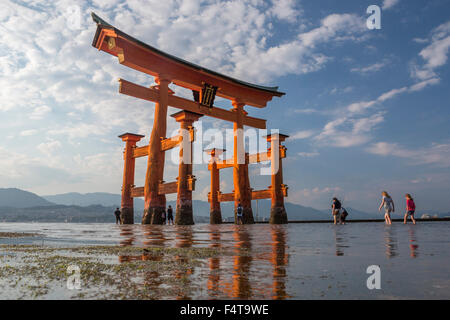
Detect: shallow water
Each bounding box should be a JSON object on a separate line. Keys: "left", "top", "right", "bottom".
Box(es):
{"left": 0, "top": 221, "right": 449, "bottom": 299}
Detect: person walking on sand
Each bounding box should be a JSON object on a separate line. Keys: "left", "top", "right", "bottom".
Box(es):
{"left": 114, "top": 207, "right": 121, "bottom": 224}
{"left": 404, "top": 194, "right": 416, "bottom": 225}
{"left": 379, "top": 191, "right": 394, "bottom": 225}
{"left": 331, "top": 197, "right": 342, "bottom": 225}
{"left": 167, "top": 205, "right": 174, "bottom": 225}
{"left": 236, "top": 202, "right": 244, "bottom": 225}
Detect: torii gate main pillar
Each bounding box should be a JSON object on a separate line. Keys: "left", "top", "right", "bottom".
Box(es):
{"left": 267, "top": 134, "right": 289, "bottom": 224}
{"left": 142, "top": 76, "right": 171, "bottom": 224}
{"left": 171, "top": 111, "right": 203, "bottom": 225}
{"left": 232, "top": 101, "right": 254, "bottom": 224}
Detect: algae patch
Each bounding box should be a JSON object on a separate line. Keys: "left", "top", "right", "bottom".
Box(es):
{"left": 0, "top": 244, "right": 247, "bottom": 300}
{"left": 0, "top": 232, "right": 41, "bottom": 238}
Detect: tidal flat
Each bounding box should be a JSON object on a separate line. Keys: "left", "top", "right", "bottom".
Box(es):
{"left": 0, "top": 222, "right": 449, "bottom": 299}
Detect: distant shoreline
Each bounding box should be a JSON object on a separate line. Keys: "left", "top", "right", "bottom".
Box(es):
{"left": 247, "top": 217, "right": 450, "bottom": 224}
{"left": 1, "top": 218, "right": 448, "bottom": 224}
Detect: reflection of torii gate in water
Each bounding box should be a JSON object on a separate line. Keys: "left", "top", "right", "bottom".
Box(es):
{"left": 91, "top": 13, "right": 289, "bottom": 225}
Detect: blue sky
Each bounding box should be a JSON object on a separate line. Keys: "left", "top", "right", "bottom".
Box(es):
{"left": 0, "top": 0, "right": 449, "bottom": 213}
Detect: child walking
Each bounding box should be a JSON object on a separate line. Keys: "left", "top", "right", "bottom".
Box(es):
{"left": 404, "top": 194, "right": 416, "bottom": 224}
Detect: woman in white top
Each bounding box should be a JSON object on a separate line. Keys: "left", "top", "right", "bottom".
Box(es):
{"left": 379, "top": 191, "right": 394, "bottom": 225}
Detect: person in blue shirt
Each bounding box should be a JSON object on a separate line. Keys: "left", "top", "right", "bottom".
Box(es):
{"left": 236, "top": 203, "right": 243, "bottom": 225}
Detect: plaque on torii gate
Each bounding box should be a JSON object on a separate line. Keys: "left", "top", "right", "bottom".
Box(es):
{"left": 91, "top": 13, "right": 287, "bottom": 225}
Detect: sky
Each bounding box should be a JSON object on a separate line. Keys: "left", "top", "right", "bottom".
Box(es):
{"left": 0, "top": 0, "right": 449, "bottom": 213}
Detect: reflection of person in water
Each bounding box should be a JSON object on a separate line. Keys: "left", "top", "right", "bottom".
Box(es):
{"left": 384, "top": 226, "right": 397, "bottom": 258}
{"left": 119, "top": 225, "right": 135, "bottom": 246}
{"left": 408, "top": 228, "right": 419, "bottom": 258}
{"left": 333, "top": 227, "right": 347, "bottom": 256}
{"left": 114, "top": 207, "right": 121, "bottom": 224}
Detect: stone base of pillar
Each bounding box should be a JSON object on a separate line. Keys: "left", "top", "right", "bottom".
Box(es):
{"left": 142, "top": 206, "right": 166, "bottom": 224}
{"left": 175, "top": 205, "right": 194, "bottom": 225}
{"left": 269, "top": 206, "right": 288, "bottom": 224}
{"left": 235, "top": 207, "right": 255, "bottom": 224}
{"left": 120, "top": 207, "right": 134, "bottom": 224}
{"left": 210, "top": 210, "right": 222, "bottom": 224}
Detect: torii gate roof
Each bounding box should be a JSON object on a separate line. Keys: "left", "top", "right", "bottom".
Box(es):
{"left": 91, "top": 12, "right": 285, "bottom": 108}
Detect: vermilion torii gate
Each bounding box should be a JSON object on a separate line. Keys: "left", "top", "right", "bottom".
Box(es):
{"left": 91, "top": 13, "right": 288, "bottom": 225}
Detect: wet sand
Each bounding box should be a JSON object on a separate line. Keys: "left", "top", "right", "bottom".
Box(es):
{"left": 0, "top": 222, "right": 449, "bottom": 299}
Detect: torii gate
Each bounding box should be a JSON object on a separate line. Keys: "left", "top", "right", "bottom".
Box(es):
{"left": 91, "top": 13, "right": 288, "bottom": 225}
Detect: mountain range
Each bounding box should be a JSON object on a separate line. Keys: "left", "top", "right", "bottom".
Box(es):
{"left": 0, "top": 188, "right": 447, "bottom": 223}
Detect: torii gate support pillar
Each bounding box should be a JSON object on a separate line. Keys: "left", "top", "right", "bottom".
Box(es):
{"left": 206, "top": 148, "right": 224, "bottom": 224}
{"left": 119, "top": 133, "right": 144, "bottom": 224}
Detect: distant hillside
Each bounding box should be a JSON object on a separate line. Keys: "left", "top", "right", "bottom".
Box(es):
{"left": 0, "top": 188, "right": 55, "bottom": 208}
{"left": 39, "top": 194, "right": 336, "bottom": 221}
{"left": 0, "top": 204, "right": 116, "bottom": 223}
{"left": 39, "top": 192, "right": 374, "bottom": 221}
{"left": 43, "top": 192, "right": 145, "bottom": 208}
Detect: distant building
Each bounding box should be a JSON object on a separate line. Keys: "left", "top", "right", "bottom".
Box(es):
{"left": 421, "top": 214, "right": 431, "bottom": 219}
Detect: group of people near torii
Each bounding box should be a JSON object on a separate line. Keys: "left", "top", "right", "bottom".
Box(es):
{"left": 114, "top": 205, "right": 174, "bottom": 225}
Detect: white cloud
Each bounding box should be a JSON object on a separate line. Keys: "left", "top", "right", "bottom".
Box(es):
{"left": 382, "top": 0, "right": 400, "bottom": 10}
{"left": 291, "top": 130, "right": 315, "bottom": 140}
{"left": 37, "top": 140, "right": 62, "bottom": 156}
{"left": 298, "top": 152, "right": 319, "bottom": 158}
{"left": 231, "top": 13, "right": 366, "bottom": 82}
{"left": 366, "top": 142, "right": 450, "bottom": 167}
{"left": 29, "top": 105, "right": 52, "bottom": 120}
{"left": 293, "top": 108, "right": 317, "bottom": 114}
{"left": 351, "top": 60, "right": 389, "bottom": 74}
{"left": 288, "top": 186, "right": 341, "bottom": 206}
{"left": 413, "top": 37, "right": 428, "bottom": 44}
{"left": 411, "top": 21, "right": 450, "bottom": 81}
{"left": 270, "top": 0, "right": 301, "bottom": 23}
{"left": 315, "top": 112, "right": 385, "bottom": 148}
{"left": 409, "top": 77, "right": 440, "bottom": 92}
{"left": 47, "top": 123, "right": 108, "bottom": 140}
{"left": 377, "top": 87, "right": 408, "bottom": 102}
{"left": 330, "top": 86, "right": 354, "bottom": 94}
{"left": 315, "top": 68, "right": 441, "bottom": 149}
{"left": 20, "top": 129, "right": 38, "bottom": 137}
